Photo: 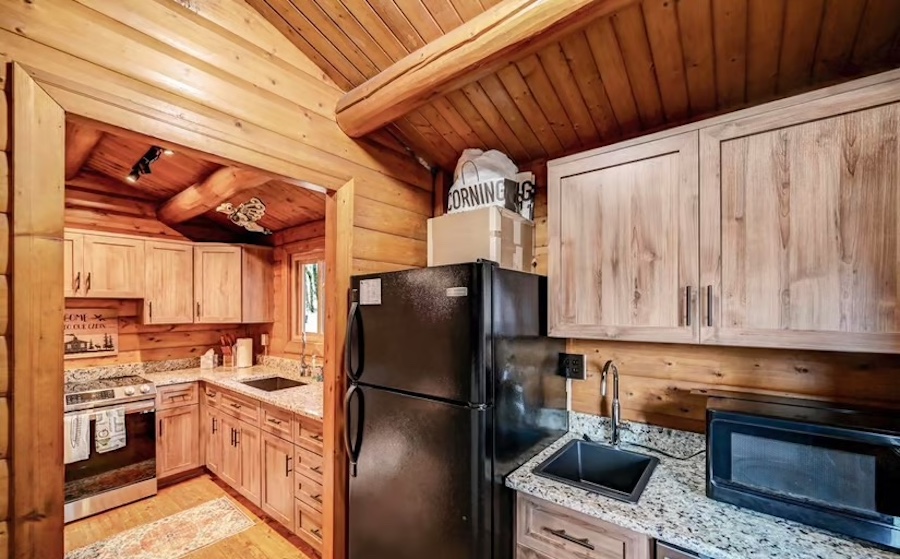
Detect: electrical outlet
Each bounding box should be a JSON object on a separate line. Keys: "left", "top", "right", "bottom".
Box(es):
{"left": 558, "top": 353, "right": 586, "bottom": 380}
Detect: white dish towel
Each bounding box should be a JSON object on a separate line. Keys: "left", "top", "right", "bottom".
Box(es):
{"left": 65, "top": 413, "right": 90, "bottom": 464}
{"left": 95, "top": 407, "right": 126, "bottom": 453}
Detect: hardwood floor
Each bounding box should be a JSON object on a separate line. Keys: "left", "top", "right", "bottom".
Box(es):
{"left": 65, "top": 474, "right": 318, "bottom": 558}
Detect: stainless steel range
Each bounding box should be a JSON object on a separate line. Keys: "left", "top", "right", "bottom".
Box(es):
{"left": 64, "top": 375, "right": 158, "bottom": 523}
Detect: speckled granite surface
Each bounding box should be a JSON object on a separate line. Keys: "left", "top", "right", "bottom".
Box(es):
{"left": 508, "top": 412, "right": 898, "bottom": 559}
{"left": 142, "top": 366, "right": 323, "bottom": 420}
{"left": 257, "top": 355, "right": 324, "bottom": 380}
{"left": 65, "top": 358, "right": 201, "bottom": 383}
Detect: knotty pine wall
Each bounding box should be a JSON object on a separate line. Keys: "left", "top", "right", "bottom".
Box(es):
{"left": 527, "top": 161, "right": 900, "bottom": 433}
{"left": 263, "top": 220, "right": 326, "bottom": 361}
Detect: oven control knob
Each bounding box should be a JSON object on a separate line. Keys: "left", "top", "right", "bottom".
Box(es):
{"left": 124, "top": 387, "right": 136, "bottom": 396}
{"left": 139, "top": 385, "right": 151, "bottom": 394}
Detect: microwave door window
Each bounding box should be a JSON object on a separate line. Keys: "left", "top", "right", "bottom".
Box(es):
{"left": 730, "top": 432, "right": 878, "bottom": 513}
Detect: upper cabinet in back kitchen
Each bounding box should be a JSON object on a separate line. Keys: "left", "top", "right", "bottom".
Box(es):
{"left": 145, "top": 240, "right": 194, "bottom": 324}
{"left": 548, "top": 131, "right": 699, "bottom": 344}
{"left": 549, "top": 73, "right": 900, "bottom": 353}
{"left": 65, "top": 230, "right": 145, "bottom": 298}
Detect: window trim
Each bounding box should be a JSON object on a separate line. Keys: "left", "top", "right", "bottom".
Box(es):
{"left": 290, "top": 253, "right": 325, "bottom": 343}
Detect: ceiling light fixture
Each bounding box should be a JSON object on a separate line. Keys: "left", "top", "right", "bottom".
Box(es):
{"left": 126, "top": 146, "right": 163, "bottom": 183}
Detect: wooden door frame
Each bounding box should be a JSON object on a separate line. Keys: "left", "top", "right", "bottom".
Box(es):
{"left": 7, "top": 62, "right": 351, "bottom": 558}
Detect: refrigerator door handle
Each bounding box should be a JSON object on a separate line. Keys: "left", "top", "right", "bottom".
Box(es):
{"left": 344, "top": 383, "right": 364, "bottom": 477}
{"left": 345, "top": 301, "right": 363, "bottom": 381}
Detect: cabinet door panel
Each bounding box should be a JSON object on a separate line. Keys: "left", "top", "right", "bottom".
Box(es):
{"left": 241, "top": 246, "right": 274, "bottom": 323}
{"left": 157, "top": 404, "right": 200, "bottom": 478}
{"left": 64, "top": 232, "right": 83, "bottom": 297}
{"left": 238, "top": 423, "right": 262, "bottom": 506}
{"left": 219, "top": 414, "right": 242, "bottom": 488}
{"left": 83, "top": 234, "right": 145, "bottom": 298}
{"left": 194, "top": 246, "right": 242, "bottom": 323}
{"left": 204, "top": 407, "right": 222, "bottom": 474}
{"left": 703, "top": 101, "right": 900, "bottom": 352}
{"left": 145, "top": 241, "right": 194, "bottom": 324}
{"left": 261, "top": 432, "right": 294, "bottom": 528}
{"left": 549, "top": 132, "right": 699, "bottom": 342}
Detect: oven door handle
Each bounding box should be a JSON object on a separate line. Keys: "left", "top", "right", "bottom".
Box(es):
{"left": 67, "top": 400, "right": 156, "bottom": 418}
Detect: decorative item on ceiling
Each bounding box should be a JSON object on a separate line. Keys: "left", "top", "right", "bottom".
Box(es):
{"left": 216, "top": 197, "right": 272, "bottom": 235}
{"left": 126, "top": 145, "right": 173, "bottom": 183}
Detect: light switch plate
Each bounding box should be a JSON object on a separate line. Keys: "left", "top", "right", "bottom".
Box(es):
{"left": 558, "top": 353, "right": 586, "bottom": 380}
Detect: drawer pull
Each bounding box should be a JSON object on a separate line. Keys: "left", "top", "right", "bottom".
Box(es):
{"left": 206, "top": 390, "right": 217, "bottom": 397}
{"left": 310, "top": 433, "right": 324, "bottom": 442}
{"left": 285, "top": 455, "right": 293, "bottom": 476}
{"left": 230, "top": 403, "right": 241, "bottom": 409}
{"left": 311, "top": 465, "right": 323, "bottom": 474}
{"left": 311, "top": 528, "right": 322, "bottom": 538}
{"left": 310, "top": 494, "right": 322, "bottom": 503}
{"left": 267, "top": 417, "right": 283, "bottom": 425}
{"left": 542, "top": 527, "right": 595, "bottom": 551}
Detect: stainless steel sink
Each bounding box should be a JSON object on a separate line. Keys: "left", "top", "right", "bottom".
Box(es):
{"left": 240, "top": 377, "right": 305, "bottom": 391}
{"left": 533, "top": 439, "right": 658, "bottom": 503}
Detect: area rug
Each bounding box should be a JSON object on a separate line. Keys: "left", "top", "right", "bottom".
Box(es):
{"left": 66, "top": 497, "right": 255, "bottom": 559}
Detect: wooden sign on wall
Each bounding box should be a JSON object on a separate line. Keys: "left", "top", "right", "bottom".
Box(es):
{"left": 64, "top": 308, "right": 119, "bottom": 360}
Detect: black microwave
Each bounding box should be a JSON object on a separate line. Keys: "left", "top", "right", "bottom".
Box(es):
{"left": 707, "top": 394, "right": 900, "bottom": 552}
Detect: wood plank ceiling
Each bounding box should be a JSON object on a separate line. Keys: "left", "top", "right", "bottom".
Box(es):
{"left": 249, "top": 0, "right": 900, "bottom": 170}
{"left": 65, "top": 118, "right": 326, "bottom": 241}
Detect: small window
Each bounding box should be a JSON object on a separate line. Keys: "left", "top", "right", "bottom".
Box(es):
{"left": 291, "top": 256, "right": 325, "bottom": 340}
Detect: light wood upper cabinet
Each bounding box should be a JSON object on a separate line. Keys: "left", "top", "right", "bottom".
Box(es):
{"left": 157, "top": 404, "right": 201, "bottom": 479}
{"left": 261, "top": 431, "right": 295, "bottom": 529}
{"left": 65, "top": 231, "right": 144, "bottom": 298}
{"left": 242, "top": 246, "right": 274, "bottom": 324}
{"left": 548, "top": 131, "right": 699, "bottom": 343}
{"left": 700, "top": 98, "right": 900, "bottom": 353}
{"left": 145, "top": 241, "right": 194, "bottom": 324}
{"left": 194, "top": 245, "right": 243, "bottom": 323}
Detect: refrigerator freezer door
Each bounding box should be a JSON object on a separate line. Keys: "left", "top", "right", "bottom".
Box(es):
{"left": 350, "top": 264, "right": 490, "bottom": 404}
{"left": 348, "top": 385, "right": 491, "bottom": 559}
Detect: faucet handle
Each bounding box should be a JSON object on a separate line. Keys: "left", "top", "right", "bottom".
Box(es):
{"left": 601, "top": 375, "right": 607, "bottom": 397}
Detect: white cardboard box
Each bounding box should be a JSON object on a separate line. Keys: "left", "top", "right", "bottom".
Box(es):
{"left": 427, "top": 206, "right": 534, "bottom": 272}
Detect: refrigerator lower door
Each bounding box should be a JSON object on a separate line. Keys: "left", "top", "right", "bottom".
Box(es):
{"left": 348, "top": 385, "right": 492, "bottom": 559}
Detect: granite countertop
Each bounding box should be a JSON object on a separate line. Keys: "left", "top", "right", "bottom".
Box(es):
{"left": 508, "top": 415, "right": 897, "bottom": 559}
{"left": 142, "top": 366, "right": 324, "bottom": 421}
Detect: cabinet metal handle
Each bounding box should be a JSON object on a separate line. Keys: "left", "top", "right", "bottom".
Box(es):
{"left": 311, "top": 494, "right": 322, "bottom": 503}
{"left": 310, "top": 433, "right": 324, "bottom": 442}
{"left": 212, "top": 417, "right": 217, "bottom": 434}
{"left": 230, "top": 428, "right": 235, "bottom": 447}
{"left": 706, "top": 285, "right": 713, "bottom": 327}
{"left": 310, "top": 465, "right": 323, "bottom": 474}
{"left": 542, "top": 527, "right": 594, "bottom": 550}
{"left": 230, "top": 403, "right": 241, "bottom": 409}
{"left": 74, "top": 272, "right": 81, "bottom": 293}
{"left": 684, "top": 286, "right": 691, "bottom": 327}
{"left": 311, "top": 528, "right": 322, "bottom": 538}
{"left": 267, "top": 417, "right": 283, "bottom": 425}
{"left": 85, "top": 272, "right": 91, "bottom": 293}
{"left": 234, "top": 429, "right": 240, "bottom": 446}
{"left": 158, "top": 419, "right": 163, "bottom": 438}
{"left": 148, "top": 301, "right": 153, "bottom": 321}
{"left": 196, "top": 302, "right": 201, "bottom": 318}
{"left": 285, "top": 456, "right": 293, "bottom": 476}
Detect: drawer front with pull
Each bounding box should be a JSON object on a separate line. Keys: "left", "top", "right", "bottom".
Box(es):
{"left": 157, "top": 382, "right": 199, "bottom": 410}
{"left": 219, "top": 389, "right": 260, "bottom": 424}
{"left": 296, "top": 474, "right": 323, "bottom": 512}
{"left": 294, "top": 415, "right": 324, "bottom": 454}
{"left": 201, "top": 384, "right": 220, "bottom": 408}
{"left": 261, "top": 402, "right": 293, "bottom": 441}
{"left": 655, "top": 542, "right": 699, "bottom": 559}
{"left": 295, "top": 498, "right": 323, "bottom": 551}
{"left": 295, "top": 446, "right": 324, "bottom": 484}
{"left": 517, "top": 495, "right": 652, "bottom": 559}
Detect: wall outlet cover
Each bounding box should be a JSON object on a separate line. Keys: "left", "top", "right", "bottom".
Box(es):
{"left": 558, "top": 353, "right": 587, "bottom": 380}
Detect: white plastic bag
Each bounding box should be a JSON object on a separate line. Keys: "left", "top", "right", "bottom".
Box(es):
{"left": 448, "top": 149, "right": 519, "bottom": 214}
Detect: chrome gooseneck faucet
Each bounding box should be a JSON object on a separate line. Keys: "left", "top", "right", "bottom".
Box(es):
{"left": 601, "top": 360, "right": 621, "bottom": 446}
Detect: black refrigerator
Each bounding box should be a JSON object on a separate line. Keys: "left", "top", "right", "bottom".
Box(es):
{"left": 344, "top": 261, "right": 567, "bottom": 559}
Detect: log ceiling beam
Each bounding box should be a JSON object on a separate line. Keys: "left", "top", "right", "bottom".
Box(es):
{"left": 64, "top": 122, "right": 104, "bottom": 179}
{"left": 157, "top": 166, "right": 271, "bottom": 224}
{"left": 335, "top": 0, "right": 638, "bottom": 137}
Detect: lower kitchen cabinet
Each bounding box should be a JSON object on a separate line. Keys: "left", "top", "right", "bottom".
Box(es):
{"left": 219, "top": 414, "right": 262, "bottom": 506}
{"left": 295, "top": 498, "right": 323, "bottom": 550}
{"left": 517, "top": 494, "right": 652, "bottom": 559}
{"left": 219, "top": 414, "right": 243, "bottom": 489}
{"left": 202, "top": 406, "right": 222, "bottom": 475}
{"left": 261, "top": 432, "right": 295, "bottom": 528}
{"left": 157, "top": 404, "right": 201, "bottom": 479}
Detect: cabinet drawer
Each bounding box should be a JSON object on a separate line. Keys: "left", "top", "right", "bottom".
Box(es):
{"left": 201, "top": 384, "right": 220, "bottom": 407}
{"left": 157, "top": 383, "right": 199, "bottom": 410}
{"left": 294, "top": 415, "right": 324, "bottom": 454}
{"left": 518, "top": 495, "right": 651, "bottom": 559}
{"left": 295, "top": 499, "right": 322, "bottom": 551}
{"left": 294, "top": 446, "right": 324, "bottom": 484}
{"left": 219, "top": 389, "right": 260, "bottom": 424}
{"left": 296, "top": 474, "right": 323, "bottom": 513}
{"left": 261, "top": 403, "right": 293, "bottom": 441}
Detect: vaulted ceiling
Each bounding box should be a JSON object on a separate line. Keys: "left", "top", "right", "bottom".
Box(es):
{"left": 249, "top": 0, "right": 900, "bottom": 170}
{"left": 64, "top": 118, "right": 326, "bottom": 241}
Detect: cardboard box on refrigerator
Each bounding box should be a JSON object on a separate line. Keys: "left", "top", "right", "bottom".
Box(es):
{"left": 427, "top": 206, "right": 534, "bottom": 272}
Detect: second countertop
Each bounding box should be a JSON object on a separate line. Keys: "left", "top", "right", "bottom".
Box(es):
{"left": 143, "top": 366, "right": 324, "bottom": 421}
